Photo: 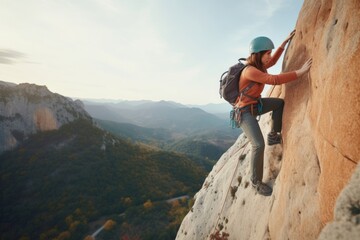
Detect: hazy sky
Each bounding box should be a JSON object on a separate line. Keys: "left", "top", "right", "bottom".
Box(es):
{"left": 1, "top": 0, "right": 303, "bottom": 104}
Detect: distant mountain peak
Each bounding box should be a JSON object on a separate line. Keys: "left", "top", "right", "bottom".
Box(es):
{"left": 0, "top": 80, "right": 17, "bottom": 87}
{"left": 0, "top": 81, "right": 92, "bottom": 153}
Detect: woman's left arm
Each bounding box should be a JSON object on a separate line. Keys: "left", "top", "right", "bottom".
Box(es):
{"left": 265, "top": 47, "right": 284, "bottom": 68}
{"left": 265, "top": 30, "right": 296, "bottom": 68}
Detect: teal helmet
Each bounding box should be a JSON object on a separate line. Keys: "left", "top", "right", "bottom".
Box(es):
{"left": 249, "top": 36, "right": 274, "bottom": 54}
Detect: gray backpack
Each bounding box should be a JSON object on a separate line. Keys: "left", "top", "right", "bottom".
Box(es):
{"left": 219, "top": 58, "right": 256, "bottom": 106}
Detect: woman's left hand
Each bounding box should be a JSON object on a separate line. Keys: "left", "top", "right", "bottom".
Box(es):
{"left": 284, "top": 30, "right": 296, "bottom": 43}
{"left": 281, "top": 30, "right": 296, "bottom": 48}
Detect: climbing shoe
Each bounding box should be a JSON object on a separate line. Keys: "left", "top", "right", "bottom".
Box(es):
{"left": 267, "top": 132, "right": 282, "bottom": 145}
{"left": 251, "top": 180, "right": 273, "bottom": 196}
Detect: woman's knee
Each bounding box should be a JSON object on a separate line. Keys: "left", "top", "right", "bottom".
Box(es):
{"left": 279, "top": 98, "right": 284, "bottom": 108}
{"left": 275, "top": 98, "right": 284, "bottom": 109}
{"left": 252, "top": 139, "right": 265, "bottom": 151}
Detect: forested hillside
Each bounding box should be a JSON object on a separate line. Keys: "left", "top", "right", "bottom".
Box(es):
{"left": 96, "top": 118, "right": 238, "bottom": 170}
{"left": 0, "top": 119, "right": 207, "bottom": 239}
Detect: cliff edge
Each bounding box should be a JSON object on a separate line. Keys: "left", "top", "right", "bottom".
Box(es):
{"left": 176, "top": 0, "right": 360, "bottom": 239}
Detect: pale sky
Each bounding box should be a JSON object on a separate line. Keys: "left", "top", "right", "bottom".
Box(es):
{"left": 0, "top": 0, "right": 303, "bottom": 104}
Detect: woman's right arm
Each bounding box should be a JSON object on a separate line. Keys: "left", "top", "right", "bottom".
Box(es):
{"left": 244, "top": 66, "right": 297, "bottom": 85}
{"left": 245, "top": 58, "right": 313, "bottom": 85}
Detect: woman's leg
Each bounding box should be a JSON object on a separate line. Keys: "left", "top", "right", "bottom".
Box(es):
{"left": 239, "top": 112, "right": 265, "bottom": 183}
{"left": 258, "top": 98, "right": 284, "bottom": 133}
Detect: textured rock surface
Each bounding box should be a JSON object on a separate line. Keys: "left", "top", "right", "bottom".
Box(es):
{"left": 318, "top": 164, "right": 360, "bottom": 240}
{"left": 281, "top": 0, "right": 360, "bottom": 225}
{"left": 0, "top": 81, "right": 91, "bottom": 153}
{"left": 176, "top": 0, "right": 360, "bottom": 239}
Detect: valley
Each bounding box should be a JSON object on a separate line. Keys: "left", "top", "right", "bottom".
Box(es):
{"left": 0, "top": 81, "right": 239, "bottom": 239}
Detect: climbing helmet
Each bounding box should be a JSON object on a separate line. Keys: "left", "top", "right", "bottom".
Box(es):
{"left": 249, "top": 36, "right": 275, "bottom": 54}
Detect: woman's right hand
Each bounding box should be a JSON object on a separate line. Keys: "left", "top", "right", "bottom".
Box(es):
{"left": 296, "top": 58, "right": 312, "bottom": 77}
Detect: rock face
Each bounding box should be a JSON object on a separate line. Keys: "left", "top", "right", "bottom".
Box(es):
{"left": 0, "top": 81, "right": 91, "bottom": 153}
{"left": 318, "top": 164, "right": 360, "bottom": 240}
{"left": 176, "top": 0, "right": 360, "bottom": 239}
{"left": 281, "top": 0, "right": 360, "bottom": 226}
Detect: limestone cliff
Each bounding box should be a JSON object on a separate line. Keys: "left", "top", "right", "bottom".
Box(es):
{"left": 176, "top": 0, "right": 360, "bottom": 239}
{"left": 0, "top": 81, "right": 91, "bottom": 153}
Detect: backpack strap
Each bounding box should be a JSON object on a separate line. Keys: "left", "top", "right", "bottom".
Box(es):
{"left": 239, "top": 82, "right": 258, "bottom": 101}
{"left": 238, "top": 66, "right": 258, "bottom": 101}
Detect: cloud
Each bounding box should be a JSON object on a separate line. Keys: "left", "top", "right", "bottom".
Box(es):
{"left": 92, "top": 0, "right": 120, "bottom": 13}
{"left": 260, "top": 0, "right": 288, "bottom": 18}
{"left": 0, "top": 49, "right": 26, "bottom": 64}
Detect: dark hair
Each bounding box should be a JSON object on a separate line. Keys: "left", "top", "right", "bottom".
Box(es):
{"left": 246, "top": 50, "right": 268, "bottom": 73}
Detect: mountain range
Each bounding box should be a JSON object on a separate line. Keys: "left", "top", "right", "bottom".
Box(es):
{"left": 82, "top": 99, "right": 239, "bottom": 164}
{"left": 82, "top": 99, "right": 232, "bottom": 130}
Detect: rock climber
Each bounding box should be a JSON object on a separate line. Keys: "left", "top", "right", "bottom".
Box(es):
{"left": 234, "top": 30, "right": 312, "bottom": 196}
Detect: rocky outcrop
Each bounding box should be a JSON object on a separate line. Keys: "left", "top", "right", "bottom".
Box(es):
{"left": 0, "top": 81, "right": 91, "bottom": 153}
{"left": 318, "top": 164, "right": 360, "bottom": 240}
{"left": 176, "top": 0, "right": 360, "bottom": 239}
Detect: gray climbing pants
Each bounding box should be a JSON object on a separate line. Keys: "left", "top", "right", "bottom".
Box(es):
{"left": 239, "top": 98, "right": 284, "bottom": 183}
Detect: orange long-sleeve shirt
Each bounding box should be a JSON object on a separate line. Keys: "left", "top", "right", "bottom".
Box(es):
{"left": 235, "top": 47, "right": 297, "bottom": 108}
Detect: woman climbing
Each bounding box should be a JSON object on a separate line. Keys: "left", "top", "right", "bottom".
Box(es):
{"left": 235, "top": 30, "right": 312, "bottom": 196}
